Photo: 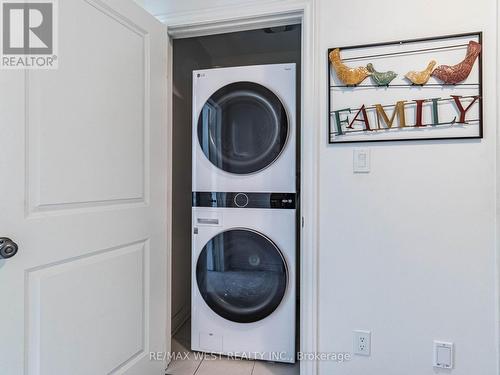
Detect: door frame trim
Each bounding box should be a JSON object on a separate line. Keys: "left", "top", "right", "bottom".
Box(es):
{"left": 161, "top": 1, "right": 319, "bottom": 374}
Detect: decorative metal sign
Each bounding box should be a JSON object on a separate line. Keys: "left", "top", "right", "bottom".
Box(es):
{"left": 328, "top": 32, "right": 483, "bottom": 143}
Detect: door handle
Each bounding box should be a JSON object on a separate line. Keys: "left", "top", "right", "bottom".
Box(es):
{"left": 0, "top": 238, "right": 18, "bottom": 259}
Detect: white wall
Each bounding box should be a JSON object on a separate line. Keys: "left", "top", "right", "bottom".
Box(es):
{"left": 316, "top": 1, "right": 497, "bottom": 374}
{"left": 143, "top": 0, "right": 499, "bottom": 374}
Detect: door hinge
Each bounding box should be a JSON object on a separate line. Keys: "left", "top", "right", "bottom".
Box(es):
{"left": 301, "top": 217, "right": 305, "bottom": 228}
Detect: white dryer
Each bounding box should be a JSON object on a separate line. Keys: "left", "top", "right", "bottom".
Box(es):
{"left": 192, "top": 64, "right": 296, "bottom": 193}
{"left": 191, "top": 193, "right": 296, "bottom": 363}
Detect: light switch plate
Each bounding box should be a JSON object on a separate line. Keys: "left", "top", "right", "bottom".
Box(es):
{"left": 353, "top": 148, "right": 370, "bottom": 173}
{"left": 433, "top": 341, "right": 453, "bottom": 369}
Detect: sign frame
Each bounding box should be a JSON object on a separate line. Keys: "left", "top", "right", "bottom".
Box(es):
{"left": 327, "top": 32, "right": 483, "bottom": 144}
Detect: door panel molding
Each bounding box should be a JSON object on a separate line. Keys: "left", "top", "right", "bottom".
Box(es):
{"left": 25, "top": 239, "right": 151, "bottom": 375}
{"left": 25, "top": 0, "right": 153, "bottom": 216}
{"left": 85, "top": 0, "right": 149, "bottom": 37}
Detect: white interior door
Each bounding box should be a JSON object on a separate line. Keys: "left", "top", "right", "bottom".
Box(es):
{"left": 0, "top": 0, "right": 169, "bottom": 374}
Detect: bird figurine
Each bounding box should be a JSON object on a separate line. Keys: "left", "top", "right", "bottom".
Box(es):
{"left": 329, "top": 48, "right": 371, "bottom": 86}
{"left": 431, "top": 40, "right": 481, "bottom": 84}
{"left": 405, "top": 60, "right": 437, "bottom": 85}
{"left": 366, "top": 63, "right": 397, "bottom": 86}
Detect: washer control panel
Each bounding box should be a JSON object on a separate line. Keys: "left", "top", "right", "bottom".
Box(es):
{"left": 193, "top": 192, "right": 296, "bottom": 209}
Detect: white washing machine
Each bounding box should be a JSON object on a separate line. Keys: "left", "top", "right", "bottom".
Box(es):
{"left": 192, "top": 64, "right": 296, "bottom": 193}
{"left": 191, "top": 193, "right": 296, "bottom": 363}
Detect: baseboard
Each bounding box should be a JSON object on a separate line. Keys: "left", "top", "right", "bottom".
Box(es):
{"left": 171, "top": 304, "right": 191, "bottom": 336}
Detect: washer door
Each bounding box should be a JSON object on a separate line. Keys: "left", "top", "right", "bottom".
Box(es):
{"left": 197, "top": 82, "right": 289, "bottom": 175}
{"left": 196, "top": 229, "right": 288, "bottom": 323}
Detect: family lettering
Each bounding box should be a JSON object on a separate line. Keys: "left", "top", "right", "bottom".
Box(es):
{"left": 333, "top": 95, "right": 480, "bottom": 135}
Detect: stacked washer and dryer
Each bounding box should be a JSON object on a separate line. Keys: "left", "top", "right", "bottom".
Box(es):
{"left": 191, "top": 64, "right": 297, "bottom": 363}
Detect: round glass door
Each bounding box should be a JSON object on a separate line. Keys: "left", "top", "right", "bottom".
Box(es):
{"left": 197, "top": 82, "right": 289, "bottom": 175}
{"left": 196, "top": 229, "right": 288, "bottom": 323}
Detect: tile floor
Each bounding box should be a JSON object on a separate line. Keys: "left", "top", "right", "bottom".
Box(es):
{"left": 166, "top": 320, "right": 300, "bottom": 375}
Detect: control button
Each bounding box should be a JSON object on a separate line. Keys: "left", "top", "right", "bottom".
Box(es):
{"left": 234, "top": 193, "right": 249, "bottom": 208}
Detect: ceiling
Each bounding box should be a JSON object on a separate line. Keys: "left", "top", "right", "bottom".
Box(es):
{"left": 140, "top": 0, "right": 272, "bottom": 17}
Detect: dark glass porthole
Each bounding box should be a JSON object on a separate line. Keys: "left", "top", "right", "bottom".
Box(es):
{"left": 196, "top": 229, "right": 288, "bottom": 323}
{"left": 197, "top": 82, "right": 289, "bottom": 174}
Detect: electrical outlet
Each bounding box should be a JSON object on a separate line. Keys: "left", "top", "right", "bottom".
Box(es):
{"left": 353, "top": 330, "right": 371, "bottom": 356}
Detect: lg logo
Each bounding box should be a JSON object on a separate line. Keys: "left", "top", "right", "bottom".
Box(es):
{"left": 1, "top": 0, "right": 57, "bottom": 68}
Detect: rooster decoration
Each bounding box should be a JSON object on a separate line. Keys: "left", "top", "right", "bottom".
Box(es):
{"left": 329, "top": 48, "right": 371, "bottom": 86}
{"left": 431, "top": 41, "right": 481, "bottom": 84}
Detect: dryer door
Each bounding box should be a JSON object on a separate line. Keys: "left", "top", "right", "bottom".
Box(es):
{"left": 196, "top": 229, "right": 288, "bottom": 323}
{"left": 197, "top": 82, "right": 289, "bottom": 175}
